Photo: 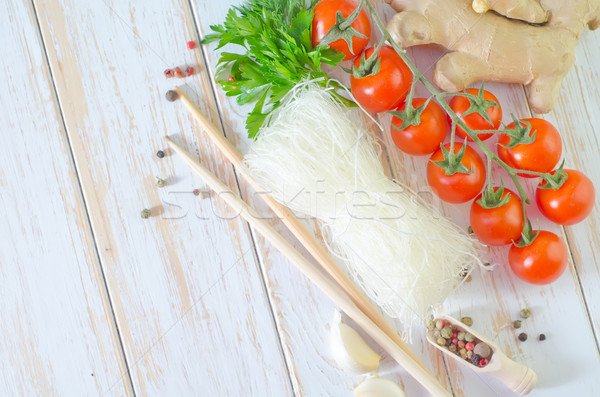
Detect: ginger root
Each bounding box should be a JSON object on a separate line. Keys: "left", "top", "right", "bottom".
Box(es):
{"left": 472, "top": 0, "right": 549, "bottom": 24}
{"left": 385, "top": 0, "right": 600, "bottom": 113}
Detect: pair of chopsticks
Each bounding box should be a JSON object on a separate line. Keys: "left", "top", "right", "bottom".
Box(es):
{"left": 168, "top": 86, "right": 451, "bottom": 397}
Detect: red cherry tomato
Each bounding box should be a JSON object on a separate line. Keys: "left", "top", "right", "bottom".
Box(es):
{"left": 449, "top": 88, "right": 502, "bottom": 141}
{"left": 311, "top": 0, "right": 371, "bottom": 61}
{"left": 508, "top": 231, "right": 568, "bottom": 285}
{"left": 350, "top": 46, "right": 413, "bottom": 113}
{"left": 497, "top": 118, "right": 562, "bottom": 178}
{"left": 427, "top": 143, "right": 486, "bottom": 203}
{"left": 391, "top": 98, "right": 447, "bottom": 156}
{"left": 470, "top": 188, "right": 524, "bottom": 246}
{"left": 536, "top": 169, "right": 595, "bottom": 225}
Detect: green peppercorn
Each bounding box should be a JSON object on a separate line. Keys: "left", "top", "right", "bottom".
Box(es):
{"left": 427, "top": 320, "right": 436, "bottom": 331}
{"left": 433, "top": 329, "right": 441, "bottom": 338}
{"left": 449, "top": 344, "right": 457, "bottom": 353}
{"left": 461, "top": 317, "right": 473, "bottom": 327}
{"left": 457, "top": 331, "right": 466, "bottom": 341}
{"left": 460, "top": 348, "right": 468, "bottom": 359}
{"left": 520, "top": 308, "right": 531, "bottom": 319}
{"left": 538, "top": 334, "right": 546, "bottom": 341}
{"left": 156, "top": 177, "right": 166, "bottom": 188}
{"left": 518, "top": 332, "right": 528, "bottom": 342}
{"left": 468, "top": 225, "right": 473, "bottom": 234}
{"left": 435, "top": 319, "right": 444, "bottom": 330}
{"left": 441, "top": 326, "right": 453, "bottom": 339}
{"left": 141, "top": 208, "right": 151, "bottom": 219}
{"left": 465, "top": 333, "right": 475, "bottom": 343}
{"left": 436, "top": 337, "right": 447, "bottom": 346}
{"left": 513, "top": 320, "right": 522, "bottom": 329}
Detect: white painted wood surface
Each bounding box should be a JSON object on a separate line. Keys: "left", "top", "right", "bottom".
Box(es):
{"left": 29, "top": 0, "right": 293, "bottom": 395}
{"left": 0, "top": 1, "right": 131, "bottom": 396}
{"left": 2, "top": 0, "right": 600, "bottom": 395}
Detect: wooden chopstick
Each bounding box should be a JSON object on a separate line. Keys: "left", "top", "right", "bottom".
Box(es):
{"left": 173, "top": 86, "right": 433, "bottom": 374}
{"left": 166, "top": 137, "right": 451, "bottom": 397}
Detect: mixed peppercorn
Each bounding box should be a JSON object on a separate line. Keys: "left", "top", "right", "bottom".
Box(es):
{"left": 428, "top": 319, "right": 492, "bottom": 368}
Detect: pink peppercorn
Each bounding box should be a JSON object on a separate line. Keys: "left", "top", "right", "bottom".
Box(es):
{"left": 452, "top": 339, "right": 458, "bottom": 345}
{"left": 227, "top": 74, "right": 235, "bottom": 82}
{"left": 479, "top": 358, "right": 489, "bottom": 367}
{"left": 187, "top": 41, "right": 196, "bottom": 49}
{"left": 465, "top": 342, "right": 475, "bottom": 351}
{"left": 186, "top": 66, "right": 194, "bottom": 77}
{"left": 164, "top": 69, "right": 174, "bottom": 78}
{"left": 174, "top": 67, "right": 185, "bottom": 78}
{"left": 458, "top": 340, "right": 465, "bottom": 349}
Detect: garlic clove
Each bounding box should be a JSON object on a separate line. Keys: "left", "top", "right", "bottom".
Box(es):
{"left": 472, "top": 0, "right": 490, "bottom": 14}
{"left": 330, "top": 312, "right": 381, "bottom": 374}
{"left": 354, "top": 377, "right": 406, "bottom": 397}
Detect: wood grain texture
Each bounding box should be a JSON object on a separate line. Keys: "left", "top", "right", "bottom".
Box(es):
{"left": 0, "top": 0, "right": 131, "bottom": 395}
{"left": 539, "top": 29, "right": 600, "bottom": 350}
{"left": 377, "top": 22, "right": 600, "bottom": 397}
{"left": 192, "top": 0, "right": 452, "bottom": 395}
{"left": 194, "top": 0, "right": 600, "bottom": 396}
{"left": 31, "top": 0, "right": 293, "bottom": 395}
{"left": 5, "top": 0, "right": 600, "bottom": 395}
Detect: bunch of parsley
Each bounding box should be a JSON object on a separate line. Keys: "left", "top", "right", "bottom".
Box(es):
{"left": 202, "top": 0, "right": 346, "bottom": 138}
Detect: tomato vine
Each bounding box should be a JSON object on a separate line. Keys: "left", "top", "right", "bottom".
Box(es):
{"left": 350, "top": 0, "right": 572, "bottom": 246}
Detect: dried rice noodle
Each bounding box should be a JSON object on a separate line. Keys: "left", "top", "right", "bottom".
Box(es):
{"left": 243, "top": 82, "right": 483, "bottom": 336}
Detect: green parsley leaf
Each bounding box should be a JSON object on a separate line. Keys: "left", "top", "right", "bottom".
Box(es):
{"left": 203, "top": 0, "right": 346, "bottom": 138}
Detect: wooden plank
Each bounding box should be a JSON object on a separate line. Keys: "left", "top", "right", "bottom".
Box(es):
{"left": 191, "top": 0, "right": 452, "bottom": 395}
{"left": 32, "top": 0, "right": 294, "bottom": 395}
{"left": 194, "top": 0, "right": 600, "bottom": 395}
{"left": 380, "top": 33, "right": 600, "bottom": 397}
{"left": 0, "top": 0, "right": 131, "bottom": 395}
{"left": 538, "top": 29, "right": 600, "bottom": 347}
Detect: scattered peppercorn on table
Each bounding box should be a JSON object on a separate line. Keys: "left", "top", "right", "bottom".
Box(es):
{"left": 2, "top": 0, "right": 600, "bottom": 396}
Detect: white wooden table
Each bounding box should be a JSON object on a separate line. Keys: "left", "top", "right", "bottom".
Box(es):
{"left": 2, "top": 0, "right": 599, "bottom": 396}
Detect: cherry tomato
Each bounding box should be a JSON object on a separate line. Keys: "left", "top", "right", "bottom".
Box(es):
{"left": 497, "top": 118, "right": 562, "bottom": 178}
{"left": 427, "top": 143, "right": 486, "bottom": 203}
{"left": 312, "top": 0, "right": 371, "bottom": 61}
{"left": 391, "top": 99, "right": 447, "bottom": 156}
{"left": 350, "top": 46, "right": 413, "bottom": 113}
{"left": 448, "top": 88, "right": 502, "bottom": 141}
{"left": 508, "top": 231, "right": 568, "bottom": 285}
{"left": 536, "top": 169, "right": 595, "bottom": 225}
{"left": 470, "top": 188, "right": 523, "bottom": 246}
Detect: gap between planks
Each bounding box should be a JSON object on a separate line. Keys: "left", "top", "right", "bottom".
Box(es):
{"left": 519, "top": 83, "right": 600, "bottom": 356}
{"left": 188, "top": 1, "right": 458, "bottom": 396}
{"left": 183, "top": 0, "right": 299, "bottom": 395}
{"left": 29, "top": 0, "right": 137, "bottom": 395}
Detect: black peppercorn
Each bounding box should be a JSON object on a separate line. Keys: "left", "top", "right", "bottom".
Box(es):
{"left": 156, "top": 150, "right": 165, "bottom": 159}
{"left": 471, "top": 354, "right": 481, "bottom": 365}
{"left": 538, "top": 334, "right": 546, "bottom": 341}
{"left": 518, "top": 332, "right": 528, "bottom": 342}
{"left": 165, "top": 90, "right": 178, "bottom": 102}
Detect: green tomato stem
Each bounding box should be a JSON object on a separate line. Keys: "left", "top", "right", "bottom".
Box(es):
{"left": 362, "top": 0, "right": 549, "bottom": 223}
{"left": 486, "top": 155, "right": 493, "bottom": 191}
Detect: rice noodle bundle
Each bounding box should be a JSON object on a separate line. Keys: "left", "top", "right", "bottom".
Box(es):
{"left": 243, "top": 83, "right": 483, "bottom": 334}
